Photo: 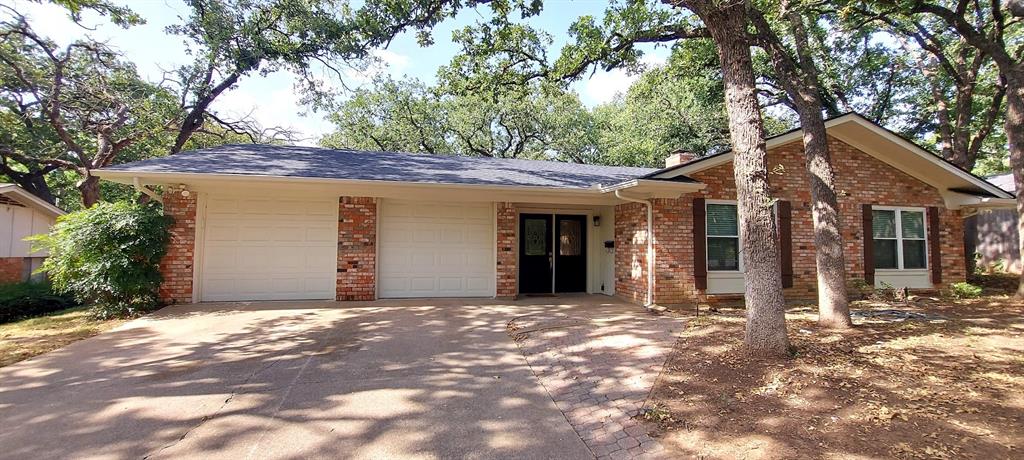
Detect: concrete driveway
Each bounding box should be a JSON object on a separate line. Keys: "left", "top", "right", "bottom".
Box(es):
{"left": 0, "top": 298, "right": 614, "bottom": 459}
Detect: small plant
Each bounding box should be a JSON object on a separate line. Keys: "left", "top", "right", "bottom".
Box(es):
{"left": 946, "top": 282, "right": 983, "bottom": 300}
{"left": 640, "top": 403, "right": 674, "bottom": 423}
{"left": 0, "top": 281, "right": 77, "bottom": 323}
{"left": 867, "top": 281, "right": 898, "bottom": 302}
{"left": 30, "top": 201, "right": 172, "bottom": 319}
{"left": 847, "top": 278, "right": 873, "bottom": 300}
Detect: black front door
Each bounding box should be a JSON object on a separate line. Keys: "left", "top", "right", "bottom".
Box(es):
{"left": 555, "top": 215, "right": 587, "bottom": 292}
{"left": 519, "top": 214, "right": 553, "bottom": 294}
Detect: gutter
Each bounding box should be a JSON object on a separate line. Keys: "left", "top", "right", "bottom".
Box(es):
{"left": 133, "top": 177, "right": 163, "bottom": 204}
{"left": 615, "top": 190, "right": 655, "bottom": 307}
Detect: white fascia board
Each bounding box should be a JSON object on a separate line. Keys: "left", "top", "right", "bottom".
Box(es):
{"left": 0, "top": 184, "right": 66, "bottom": 217}
{"left": 599, "top": 179, "right": 706, "bottom": 196}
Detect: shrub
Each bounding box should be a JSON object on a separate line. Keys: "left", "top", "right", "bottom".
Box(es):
{"left": 946, "top": 282, "right": 983, "bottom": 300}
{"left": 30, "top": 201, "right": 172, "bottom": 319}
{"left": 0, "top": 281, "right": 77, "bottom": 323}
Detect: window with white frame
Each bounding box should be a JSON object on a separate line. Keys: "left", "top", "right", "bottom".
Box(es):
{"left": 707, "top": 203, "right": 740, "bottom": 271}
{"left": 872, "top": 208, "right": 927, "bottom": 270}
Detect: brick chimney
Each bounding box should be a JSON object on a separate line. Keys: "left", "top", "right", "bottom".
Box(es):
{"left": 665, "top": 149, "right": 697, "bottom": 168}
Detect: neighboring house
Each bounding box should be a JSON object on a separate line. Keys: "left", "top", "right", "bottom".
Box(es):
{"left": 965, "top": 173, "right": 1020, "bottom": 274}
{"left": 0, "top": 184, "right": 65, "bottom": 283}
{"left": 95, "top": 113, "right": 1015, "bottom": 305}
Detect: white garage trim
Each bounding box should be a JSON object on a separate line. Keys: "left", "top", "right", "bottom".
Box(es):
{"left": 195, "top": 193, "right": 339, "bottom": 302}
{"left": 378, "top": 199, "right": 496, "bottom": 298}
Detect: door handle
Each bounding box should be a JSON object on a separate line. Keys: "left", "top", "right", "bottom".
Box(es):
{"left": 548, "top": 253, "right": 553, "bottom": 268}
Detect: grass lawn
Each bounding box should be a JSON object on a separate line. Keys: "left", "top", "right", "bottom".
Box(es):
{"left": 0, "top": 307, "right": 125, "bottom": 368}
{"left": 648, "top": 293, "right": 1024, "bottom": 459}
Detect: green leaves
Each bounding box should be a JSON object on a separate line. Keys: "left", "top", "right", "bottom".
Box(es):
{"left": 30, "top": 202, "right": 172, "bottom": 318}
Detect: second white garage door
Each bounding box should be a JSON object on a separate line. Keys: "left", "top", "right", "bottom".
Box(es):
{"left": 200, "top": 195, "right": 338, "bottom": 301}
{"left": 379, "top": 200, "right": 494, "bottom": 298}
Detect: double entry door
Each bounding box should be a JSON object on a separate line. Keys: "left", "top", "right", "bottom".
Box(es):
{"left": 519, "top": 214, "right": 587, "bottom": 294}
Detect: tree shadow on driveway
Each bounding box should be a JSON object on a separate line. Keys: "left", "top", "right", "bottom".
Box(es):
{"left": 0, "top": 298, "right": 603, "bottom": 459}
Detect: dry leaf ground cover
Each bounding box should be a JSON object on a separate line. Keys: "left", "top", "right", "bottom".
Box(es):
{"left": 647, "top": 291, "right": 1024, "bottom": 459}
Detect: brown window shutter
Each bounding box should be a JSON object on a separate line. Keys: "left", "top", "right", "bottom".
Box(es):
{"left": 862, "top": 204, "right": 875, "bottom": 285}
{"left": 693, "top": 197, "right": 707, "bottom": 290}
{"left": 928, "top": 206, "right": 942, "bottom": 284}
{"left": 777, "top": 200, "right": 794, "bottom": 288}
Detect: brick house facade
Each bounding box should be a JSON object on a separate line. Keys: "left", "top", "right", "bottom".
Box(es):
{"left": 615, "top": 136, "right": 968, "bottom": 305}
{"left": 139, "top": 114, "right": 1005, "bottom": 305}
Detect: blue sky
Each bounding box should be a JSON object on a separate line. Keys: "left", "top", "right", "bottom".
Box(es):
{"left": 12, "top": 0, "right": 671, "bottom": 143}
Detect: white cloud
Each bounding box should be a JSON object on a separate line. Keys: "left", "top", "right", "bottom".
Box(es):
{"left": 211, "top": 70, "right": 333, "bottom": 145}
{"left": 581, "top": 53, "right": 667, "bottom": 106}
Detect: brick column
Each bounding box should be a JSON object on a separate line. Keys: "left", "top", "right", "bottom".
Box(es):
{"left": 337, "top": 196, "right": 376, "bottom": 301}
{"left": 615, "top": 202, "right": 648, "bottom": 304}
{"left": 159, "top": 189, "right": 196, "bottom": 303}
{"left": 496, "top": 202, "right": 517, "bottom": 299}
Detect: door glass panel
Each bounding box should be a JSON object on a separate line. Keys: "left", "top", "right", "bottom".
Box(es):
{"left": 524, "top": 218, "right": 547, "bottom": 256}
{"left": 559, "top": 219, "right": 581, "bottom": 256}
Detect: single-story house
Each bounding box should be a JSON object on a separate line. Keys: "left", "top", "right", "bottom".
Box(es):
{"left": 0, "top": 183, "right": 65, "bottom": 283}
{"left": 95, "top": 113, "right": 1015, "bottom": 305}
{"left": 965, "top": 173, "right": 1021, "bottom": 273}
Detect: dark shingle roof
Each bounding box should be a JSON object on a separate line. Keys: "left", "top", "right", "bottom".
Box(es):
{"left": 103, "top": 144, "right": 676, "bottom": 189}
{"left": 986, "top": 173, "right": 1016, "bottom": 193}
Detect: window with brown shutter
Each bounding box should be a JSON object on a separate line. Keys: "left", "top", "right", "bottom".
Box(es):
{"left": 693, "top": 197, "right": 707, "bottom": 290}
{"left": 777, "top": 200, "right": 793, "bottom": 288}
{"left": 927, "top": 207, "right": 941, "bottom": 284}
{"left": 862, "top": 204, "right": 874, "bottom": 285}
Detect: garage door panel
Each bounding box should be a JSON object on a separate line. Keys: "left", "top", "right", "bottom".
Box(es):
{"left": 201, "top": 196, "right": 338, "bottom": 301}
{"left": 379, "top": 200, "right": 494, "bottom": 298}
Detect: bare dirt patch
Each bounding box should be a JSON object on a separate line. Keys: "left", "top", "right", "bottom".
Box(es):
{"left": 647, "top": 295, "right": 1024, "bottom": 459}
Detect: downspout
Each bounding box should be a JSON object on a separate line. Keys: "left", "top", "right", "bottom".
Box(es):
{"left": 615, "top": 190, "right": 655, "bottom": 307}
{"left": 132, "top": 177, "right": 163, "bottom": 204}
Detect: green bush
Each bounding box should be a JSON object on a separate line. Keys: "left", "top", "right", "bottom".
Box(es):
{"left": 30, "top": 201, "right": 172, "bottom": 319}
{"left": 0, "top": 281, "right": 77, "bottom": 323}
{"left": 946, "top": 282, "right": 983, "bottom": 300}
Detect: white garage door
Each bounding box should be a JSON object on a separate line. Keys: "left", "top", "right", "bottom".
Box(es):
{"left": 200, "top": 195, "right": 338, "bottom": 301}
{"left": 379, "top": 200, "right": 494, "bottom": 298}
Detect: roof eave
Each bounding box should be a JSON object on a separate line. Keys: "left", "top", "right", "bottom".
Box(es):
{"left": 96, "top": 169, "right": 639, "bottom": 197}
{"left": 599, "top": 178, "right": 706, "bottom": 197}
{"left": 0, "top": 184, "right": 66, "bottom": 217}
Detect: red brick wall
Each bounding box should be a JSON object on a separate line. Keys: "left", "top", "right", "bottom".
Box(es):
{"left": 615, "top": 202, "right": 649, "bottom": 303}
{"left": 645, "top": 136, "right": 967, "bottom": 305}
{"left": 0, "top": 257, "right": 23, "bottom": 284}
{"left": 159, "top": 190, "right": 196, "bottom": 303}
{"left": 496, "top": 202, "right": 517, "bottom": 298}
{"left": 337, "top": 196, "right": 376, "bottom": 301}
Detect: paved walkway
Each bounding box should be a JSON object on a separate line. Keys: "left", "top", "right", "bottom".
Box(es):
{"left": 508, "top": 302, "right": 685, "bottom": 459}
{"left": 0, "top": 299, "right": 597, "bottom": 460}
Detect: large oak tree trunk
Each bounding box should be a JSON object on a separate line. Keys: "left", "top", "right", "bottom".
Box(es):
{"left": 794, "top": 99, "right": 853, "bottom": 328}
{"left": 1006, "top": 72, "right": 1024, "bottom": 298}
{"left": 78, "top": 174, "right": 101, "bottom": 208}
{"left": 684, "top": 0, "right": 790, "bottom": 355}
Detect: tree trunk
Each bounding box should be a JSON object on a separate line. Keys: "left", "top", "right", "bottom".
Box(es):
{"left": 78, "top": 174, "right": 101, "bottom": 208}
{"left": 1006, "top": 71, "right": 1024, "bottom": 298}
{"left": 693, "top": 4, "right": 790, "bottom": 355}
{"left": 793, "top": 98, "right": 853, "bottom": 328}
{"left": 9, "top": 172, "right": 57, "bottom": 205}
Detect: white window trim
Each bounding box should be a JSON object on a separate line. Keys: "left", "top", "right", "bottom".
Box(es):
{"left": 706, "top": 199, "right": 743, "bottom": 273}
{"left": 872, "top": 205, "right": 928, "bottom": 272}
